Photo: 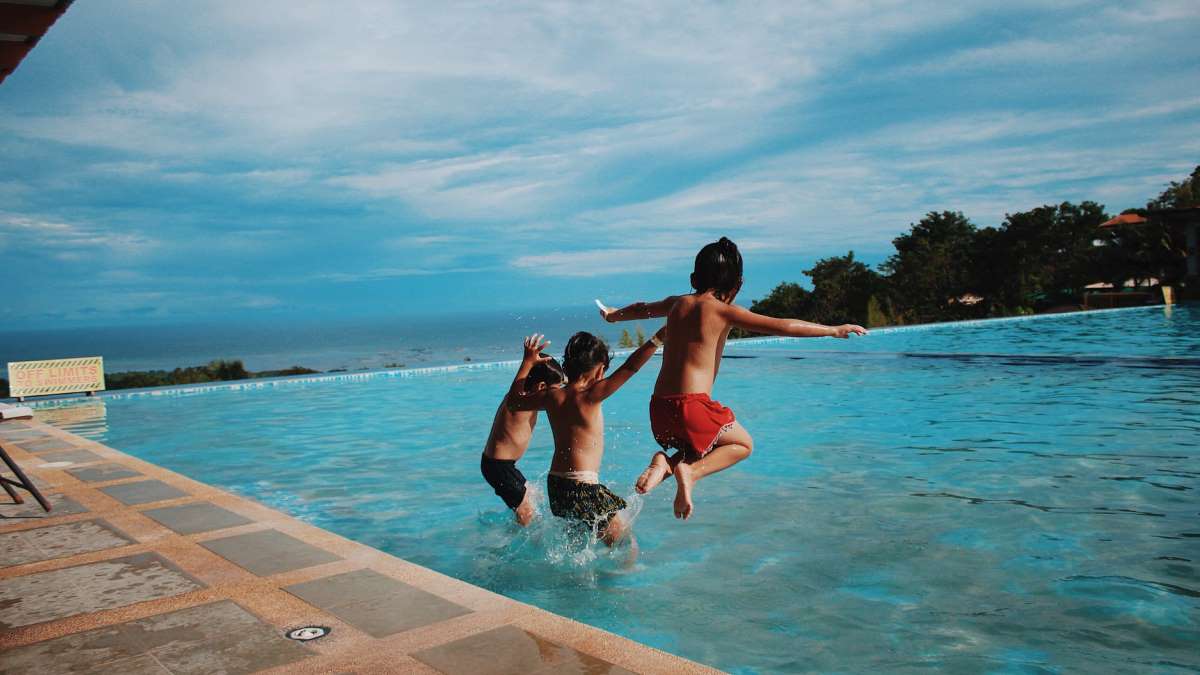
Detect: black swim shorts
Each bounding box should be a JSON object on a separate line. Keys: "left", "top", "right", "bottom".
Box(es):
{"left": 546, "top": 474, "right": 627, "bottom": 529}
{"left": 481, "top": 454, "right": 528, "bottom": 510}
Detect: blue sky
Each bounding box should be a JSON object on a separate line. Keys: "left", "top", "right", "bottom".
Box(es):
{"left": 1, "top": 1, "right": 1198, "bottom": 328}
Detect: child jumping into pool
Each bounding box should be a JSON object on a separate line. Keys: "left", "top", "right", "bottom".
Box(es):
{"left": 507, "top": 328, "right": 665, "bottom": 547}
{"left": 598, "top": 237, "right": 867, "bottom": 520}
{"left": 481, "top": 333, "right": 567, "bottom": 526}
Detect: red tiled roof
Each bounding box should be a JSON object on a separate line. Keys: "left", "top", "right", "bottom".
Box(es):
{"left": 0, "top": 1, "right": 72, "bottom": 86}
{"left": 1099, "top": 213, "right": 1148, "bottom": 229}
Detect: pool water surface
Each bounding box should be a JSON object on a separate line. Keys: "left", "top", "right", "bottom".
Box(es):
{"left": 36, "top": 305, "right": 1200, "bottom": 673}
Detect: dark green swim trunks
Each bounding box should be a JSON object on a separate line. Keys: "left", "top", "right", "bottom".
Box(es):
{"left": 547, "top": 474, "right": 627, "bottom": 529}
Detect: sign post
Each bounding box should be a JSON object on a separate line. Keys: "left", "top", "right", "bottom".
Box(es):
{"left": 7, "top": 357, "right": 105, "bottom": 401}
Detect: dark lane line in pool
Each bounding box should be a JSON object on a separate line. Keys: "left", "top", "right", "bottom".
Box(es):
{"left": 908, "top": 491, "right": 1169, "bottom": 517}
{"left": 754, "top": 350, "right": 1200, "bottom": 369}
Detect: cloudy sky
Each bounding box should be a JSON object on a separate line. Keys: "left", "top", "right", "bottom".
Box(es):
{"left": 1, "top": 1, "right": 1197, "bottom": 328}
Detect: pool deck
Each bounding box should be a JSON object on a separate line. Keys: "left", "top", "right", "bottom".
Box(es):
{"left": 0, "top": 415, "right": 719, "bottom": 674}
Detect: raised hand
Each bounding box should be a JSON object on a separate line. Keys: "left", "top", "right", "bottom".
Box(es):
{"left": 832, "top": 324, "right": 868, "bottom": 338}
{"left": 595, "top": 298, "right": 616, "bottom": 322}
{"left": 523, "top": 333, "right": 551, "bottom": 362}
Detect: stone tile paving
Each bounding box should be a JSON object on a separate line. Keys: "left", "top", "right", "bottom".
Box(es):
{"left": 142, "top": 502, "right": 253, "bottom": 535}
{"left": 19, "top": 440, "right": 78, "bottom": 454}
{"left": 88, "top": 654, "right": 173, "bottom": 674}
{"left": 200, "top": 529, "right": 341, "bottom": 576}
{"left": 0, "top": 553, "right": 204, "bottom": 629}
{"left": 413, "top": 624, "right": 636, "bottom": 675}
{"left": 99, "top": 480, "right": 188, "bottom": 505}
{"left": 0, "top": 417, "right": 716, "bottom": 675}
{"left": 0, "top": 600, "right": 311, "bottom": 675}
{"left": 66, "top": 463, "right": 143, "bottom": 483}
{"left": 0, "top": 520, "right": 133, "bottom": 566}
{"left": 0, "top": 618, "right": 141, "bottom": 672}
{"left": 0, "top": 433, "right": 49, "bottom": 444}
{"left": 34, "top": 448, "right": 104, "bottom": 465}
{"left": 0, "top": 427, "right": 44, "bottom": 441}
{"left": 0, "top": 493, "right": 87, "bottom": 520}
{"left": 285, "top": 568, "right": 471, "bottom": 638}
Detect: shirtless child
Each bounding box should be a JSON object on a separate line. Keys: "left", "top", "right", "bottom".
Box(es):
{"left": 600, "top": 237, "right": 867, "bottom": 520}
{"left": 481, "top": 334, "right": 567, "bottom": 526}
{"left": 507, "top": 329, "right": 664, "bottom": 546}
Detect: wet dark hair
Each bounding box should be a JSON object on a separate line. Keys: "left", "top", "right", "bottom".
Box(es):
{"left": 562, "top": 332, "right": 611, "bottom": 381}
{"left": 525, "top": 357, "right": 567, "bottom": 392}
{"left": 691, "top": 237, "right": 743, "bottom": 297}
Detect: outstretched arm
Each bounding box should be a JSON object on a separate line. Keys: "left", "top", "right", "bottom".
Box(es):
{"left": 587, "top": 326, "right": 665, "bottom": 402}
{"left": 599, "top": 296, "right": 677, "bottom": 323}
{"left": 506, "top": 334, "right": 555, "bottom": 411}
{"left": 725, "top": 305, "right": 867, "bottom": 339}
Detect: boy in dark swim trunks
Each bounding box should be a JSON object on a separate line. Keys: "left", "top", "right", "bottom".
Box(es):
{"left": 481, "top": 333, "right": 567, "bottom": 526}
{"left": 507, "top": 329, "right": 664, "bottom": 546}
{"left": 599, "top": 237, "right": 867, "bottom": 520}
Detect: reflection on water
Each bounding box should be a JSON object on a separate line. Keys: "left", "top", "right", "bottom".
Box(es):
{"left": 32, "top": 399, "right": 107, "bottom": 437}
{"left": 32, "top": 304, "right": 1200, "bottom": 673}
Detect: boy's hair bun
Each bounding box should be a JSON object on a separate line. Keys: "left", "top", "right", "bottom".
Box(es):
{"left": 691, "top": 237, "right": 743, "bottom": 296}
{"left": 562, "top": 332, "right": 611, "bottom": 381}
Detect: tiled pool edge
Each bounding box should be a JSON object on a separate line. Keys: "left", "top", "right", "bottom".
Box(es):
{"left": 0, "top": 414, "right": 720, "bottom": 674}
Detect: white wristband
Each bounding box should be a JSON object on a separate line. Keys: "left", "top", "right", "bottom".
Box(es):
{"left": 650, "top": 335, "right": 664, "bottom": 348}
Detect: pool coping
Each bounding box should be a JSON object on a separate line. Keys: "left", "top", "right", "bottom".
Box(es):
{"left": 0, "top": 411, "right": 720, "bottom": 674}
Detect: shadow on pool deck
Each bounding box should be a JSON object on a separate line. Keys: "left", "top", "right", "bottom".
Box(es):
{"left": 0, "top": 416, "right": 719, "bottom": 674}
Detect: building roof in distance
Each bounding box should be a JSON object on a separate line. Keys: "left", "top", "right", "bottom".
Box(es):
{"left": 1099, "top": 213, "right": 1149, "bottom": 229}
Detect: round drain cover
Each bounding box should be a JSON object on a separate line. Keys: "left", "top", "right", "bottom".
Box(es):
{"left": 286, "top": 626, "right": 330, "bottom": 641}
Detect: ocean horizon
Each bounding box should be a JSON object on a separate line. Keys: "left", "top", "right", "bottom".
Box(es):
{"left": 0, "top": 305, "right": 647, "bottom": 375}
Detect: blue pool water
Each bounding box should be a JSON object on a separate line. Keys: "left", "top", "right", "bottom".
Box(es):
{"left": 35, "top": 306, "right": 1200, "bottom": 673}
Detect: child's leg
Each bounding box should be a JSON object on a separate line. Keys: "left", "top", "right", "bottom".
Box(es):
{"left": 600, "top": 511, "right": 636, "bottom": 556}
{"left": 674, "top": 421, "right": 753, "bottom": 520}
{"left": 635, "top": 450, "right": 685, "bottom": 494}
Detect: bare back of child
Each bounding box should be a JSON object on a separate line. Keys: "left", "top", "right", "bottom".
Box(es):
{"left": 601, "top": 237, "right": 867, "bottom": 520}
{"left": 482, "top": 336, "right": 567, "bottom": 526}
{"left": 508, "top": 330, "right": 663, "bottom": 548}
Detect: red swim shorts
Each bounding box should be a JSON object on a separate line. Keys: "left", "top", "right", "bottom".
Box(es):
{"left": 649, "top": 393, "right": 736, "bottom": 457}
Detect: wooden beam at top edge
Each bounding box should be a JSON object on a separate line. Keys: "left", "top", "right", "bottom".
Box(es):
{"left": 0, "top": 3, "right": 64, "bottom": 37}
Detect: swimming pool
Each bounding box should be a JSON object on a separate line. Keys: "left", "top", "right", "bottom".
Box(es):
{"left": 37, "top": 305, "right": 1200, "bottom": 673}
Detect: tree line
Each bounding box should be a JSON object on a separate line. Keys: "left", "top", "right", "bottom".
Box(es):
{"left": 742, "top": 165, "right": 1197, "bottom": 329}
{"left": 0, "top": 360, "right": 322, "bottom": 398}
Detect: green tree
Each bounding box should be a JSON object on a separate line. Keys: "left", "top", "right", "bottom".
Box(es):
{"left": 992, "top": 201, "right": 1108, "bottom": 309}
{"left": 618, "top": 329, "right": 634, "bottom": 348}
{"left": 750, "top": 281, "right": 812, "bottom": 318}
{"left": 1148, "top": 165, "right": 1200, "bottom": 209}
{"left": 635, "top": 325, "right": 647, "bottom": 346}
{"left": 730, "top": 282, "right": 813, "bottom": 337}
{"left": 865, "top": 295, "right": 896, "bottom": 327}
{"left": 804, "top": 251, "right": 885, "bottom": 326}
{"left": 880, "top": 211, "right": 978, "bottom": 322}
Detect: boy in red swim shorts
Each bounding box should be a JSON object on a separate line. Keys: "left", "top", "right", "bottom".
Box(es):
{"left": 600, "top": 237, "right": 867, "bottom": 519}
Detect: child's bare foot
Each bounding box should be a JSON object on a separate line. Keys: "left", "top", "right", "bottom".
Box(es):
{"left": 673, "top": 462, "right": 695, "bottom": 520}
{"left": 636, "top": 452, "right": 671, "bottom": 494}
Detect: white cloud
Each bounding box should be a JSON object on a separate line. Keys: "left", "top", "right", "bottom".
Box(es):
{"left": 0, "top": 214, "right": 158, "bottom": 260}
{"left": 319, "top": 266, "right": 492, "bottom": 283}
{"left": 2, "top": 0, "right": 1197, "bottom": 313}
{"left": 2, "top": 0, "right": 975, "bottom": 160}
{"left": 512, "top": 248, "right": 682, "bottom": 278}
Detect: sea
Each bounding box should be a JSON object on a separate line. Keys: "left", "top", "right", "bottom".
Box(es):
{"left": 0, "top": 306, "right": 633, "bottom": 375}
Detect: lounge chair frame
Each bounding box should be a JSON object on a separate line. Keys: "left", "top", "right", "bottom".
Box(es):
{"left": 0, "top": 446, "right": 52, "bottom": 512}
